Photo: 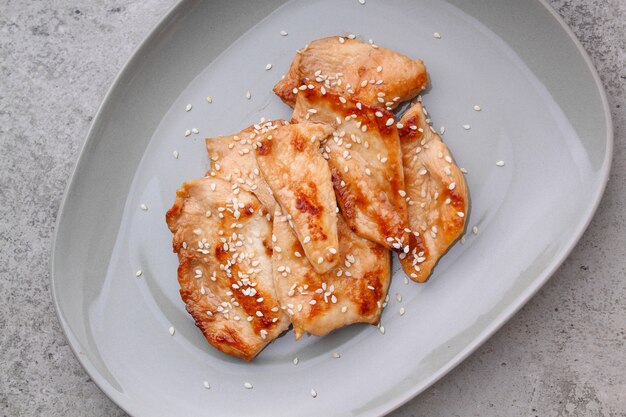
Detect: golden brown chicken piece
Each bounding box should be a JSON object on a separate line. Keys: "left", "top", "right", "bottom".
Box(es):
{"left": 274, "top": 36, "right": 428, "bottom": 110}
{"left": 397, "top": 102, "right": 468, "bottom": 282}
{"left": 255, "top": 122, "right": 339, "bottom": 274}
{"left": 292, "top": 86, "right": 409, "bottom": 251}
{"left": 205, "top": 120, "right": 288, "bottom": 214}
{"left": 166, "top": 177, "right": 290, "bottom": 361}
{"left": 272, "top": 208, "right": 390, "bottom": 339}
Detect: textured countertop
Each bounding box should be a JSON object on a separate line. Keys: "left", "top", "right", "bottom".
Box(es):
{"left": 1, "top": 1, "right": 624, "bottom": 416}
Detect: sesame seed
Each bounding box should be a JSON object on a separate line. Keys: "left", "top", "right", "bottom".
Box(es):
{"left": 375, "top": 111, "right": 383, "bottom": 118}
{"left": 496, "top": 160, "right": 505, "bottom": 167}
{"left": 328, "top": 247, "right": 337, "bottom": 254}
{"left": 399, "top": 190, "right": 407, "bottom": 197}
{"left": 358, "top": 0, "right": 365, "bottom": 4}
{"left": 140, "top": 203, "right": 148, "bottom": 211}
{"left": 191, "top": 128, "right": 199, "bottom": 134}
{"left": 317, "top": 257, "right": 324, "bottom": 264}
{"left": 280, "top": 30, "right": 288, "bottom": 36}
{"left": 303, "top": 236, "right": 311, "bottom": 244}
{"left": 168, "top": 326, "right": 175, "bottom": 336}
{"left": 396, "top": 293, "right": 402, "bottom": 302}
{"left": 245, "top": 91, "right": 251, "bottom": 99}
{"left": 396, "top": 123, "right": 404, "bottom": 129}
{"left": 449, "top": 182, "right": 456, "bottom": 190}
{"left": 376, "top": 65, "right": 382, "bottom": 72}
{"left": 293, "top": 357, "right": 299, "bottom": 365}
{"left": 474, "top": 105, "right": 481, "bottom": 111}
{"left": 244, "top": 382, "right": 253, "bottom": 389}
{"left": 310, "top": 388, "right": 318, "bottom": 398}
{"left": 440, "top": 126, "right": 445, "bottom": 134}
{"left": 203, "top": 381, "right": 211, "bottom": 389}
{"left": 399, "top": 307, "right": 405, "bottom": 316}
{"left": 462, "top": 124, "right": 471, "bottom": 130}
{"left": 206, "top": 96, "right": 213, "bottom": 103}
{"left": 365, "top": 168, "right": 371, "bottom": 176}
{"left": 184, "top": 129, "right": 191, "bottom": 137}
{"left": 379, "top": 325, "right": 385, "bottom": 334}
{"left": 433, "top": 32, "right": 441, "bottom": 39}
{"left": 265, "top": 63, "right": 272, "bottom": 70}
{"left": 472, "top": 225, "right": 479, "bottom": 235}
{"left": 338, "top": 37, "right": 345, "bottom": 44}
{"left": 332, "top": 352, "right": 341, "bottom": 359}
{"left": 172, "top": 150, "right": 179, "bottom": 159}
{"left": 457, "top": 212, "right": 465, "bottom": 218}
{"left": 341, "top": 306, "right": 348, "bottom": 313}
{"left": 135, "top": 269, "right": 142, "bottom": 277}
{"left": 460, "top": 167, "right": 468, "bottom": 174}
{"left": 386, "top": 118, "right": 394, "bottom": 126}
{"left": 185, "top": 103, "right": 192, "bottom": 112}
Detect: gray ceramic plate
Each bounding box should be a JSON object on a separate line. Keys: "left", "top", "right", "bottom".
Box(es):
{"left": 51, "top": 0, "right": 612, "bottom": 416}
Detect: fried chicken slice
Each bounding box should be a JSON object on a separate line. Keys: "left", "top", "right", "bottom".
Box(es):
{"left": 205, "top": 120, "right": 288, "bottom": 214}
{"left": 274, "top": 36, "right": 428, "bottom": 109}
{"left": 272, "top": 208, "right": 390, "bottom": 339}
{"left": 292, "top": 86, "right": 409, "bottom": 251}
{"left": 166, "top": 177, "right": 290, "bottom": 361}
{"left": 255, "top": 122, "right": 339, "bottom": 274}
{"left": 397, "top": 102, "right": 468, "bottom": 282}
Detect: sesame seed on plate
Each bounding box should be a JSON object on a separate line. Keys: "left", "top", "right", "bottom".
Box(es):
{"left": 474, "top": 105, "right": 482, "bottom": 111}
{"left": 280, "top": 30, "right": 288, "bottom": 36}
{"left": 206, "top": 96, "right": 213, "bottom": 103}
{"left": 185, "top": 103, "right": 192, "bottom": 112}
{"left": 462, "top": 124, "right": 471, "bottom": 130}
{"left": 172, "top": 150, "right": 179, "bottom": 159}
{"left": 332, "top": 352, "right": 341, "bottom": 359}
{"left": 140, "top": 203, "right": 148, "bottom": 211}
{"left": 191, "top": 128, "right": 199, "bottom": 134}
{"left": 433, "top": 32, "right": 441, "bottom": 39}
{"left": 310, "top": 388, "right": 318, "bottom": 398}
{"left": 440, "top": 126, "right": 445, "bottom": 134}
{"left": 184, "top": 129, "right": 191, "bottom": 137}
{"left": 358, "top": 0, "right": 365, "bottom": 4}
{"left": 293, "top": 357, "right": 299, "bottom": 365}
{"left": 460, "top": 167, "right": 468, "bottom": 174}
{"left": 203, "top": 381, "right": 211, "bottom": 389}
{"left": 379, "top": 325, "right": 385, "bottom": 334}
{"left": 168, "top": 326, "right": 175, "bottom": 336}
{"left": 265, "top": 63, "right": 272, "bottom": 70}
{"left": 244, "top": 382, "right": 253, "bottom": 389}
{"left": 472, "top": 225, "right": 479, "bottom": 235}
{"left": 496, "top": 160, "right": 505, "bottom": 167}
{"left": 245, "top": 91, "right": 251, "bottom": 99}
{"left": 400, "top": 307, "right": 406, "bottom": 316}
{"left": 135, "top": 269, "right": 142, "bottom": 277}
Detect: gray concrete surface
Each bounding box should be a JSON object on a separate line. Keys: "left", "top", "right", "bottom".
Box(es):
{"left": 0, "top": 0, "right": 624, "bottom": 416}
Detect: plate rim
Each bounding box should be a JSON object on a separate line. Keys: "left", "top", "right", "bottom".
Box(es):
{"left": 50, "top": 0, "right": 614, "bottom": 416}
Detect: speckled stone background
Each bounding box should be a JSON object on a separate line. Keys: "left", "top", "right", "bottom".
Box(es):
{"left": 0, "top": 0, "right": 624, "bottom": 416}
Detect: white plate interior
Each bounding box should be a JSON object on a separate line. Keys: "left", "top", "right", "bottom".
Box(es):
{"left": 52, "top": 0, "right": 611, "bottom": 416}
